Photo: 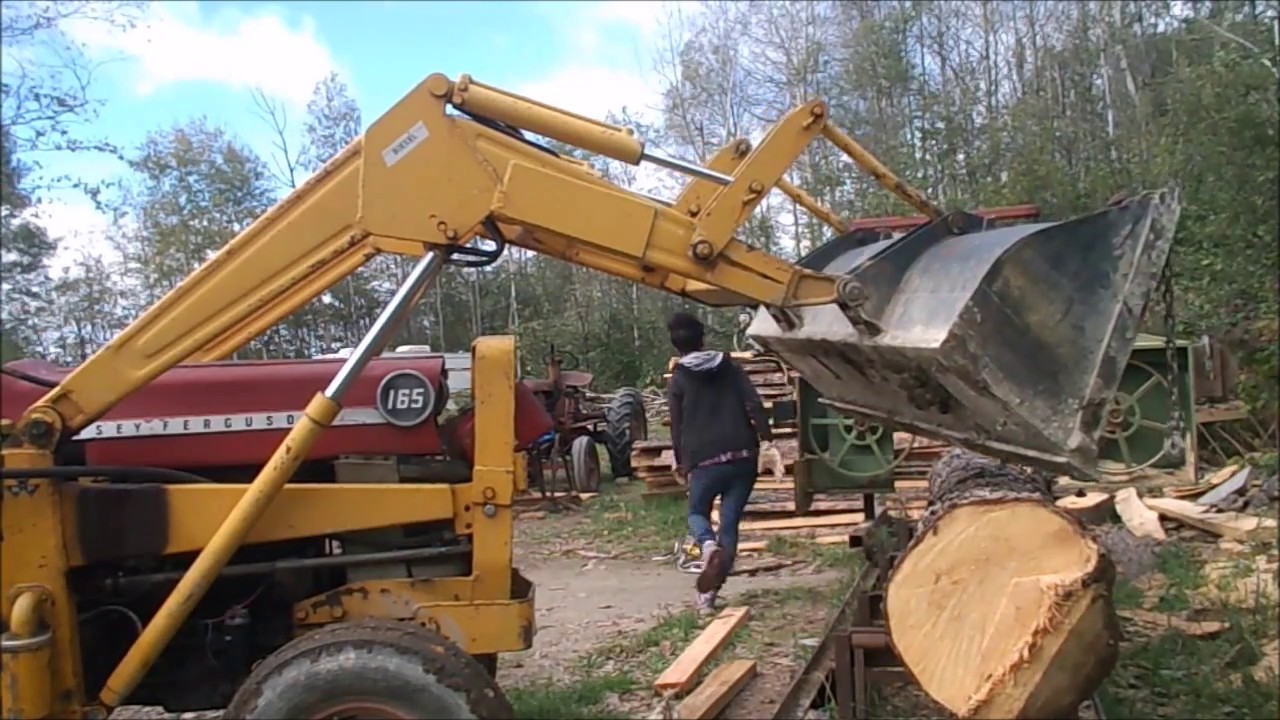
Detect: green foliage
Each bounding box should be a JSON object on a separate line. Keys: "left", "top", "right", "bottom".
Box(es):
{"left": 0, "top": 125, "right": 57, "bottom": 357}
{"left": 111, "top": 118, "right": 276, "bottom": 315}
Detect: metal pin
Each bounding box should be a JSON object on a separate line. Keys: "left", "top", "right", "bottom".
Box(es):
{"left": 324, "top": 250, "right": 448, "bottom": 400}
{"left": 641, "top": 150, "right": 734, "bottom": 186}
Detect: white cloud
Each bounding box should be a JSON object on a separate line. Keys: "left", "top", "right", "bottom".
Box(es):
{"left": 514, "top": 1, "right": 709, "bottom": 197}
{"left": 65, "top": 1, "right": 341, "bottom": 107}
{"left": 27, "top": 196, "right": 123, "bottom": 275}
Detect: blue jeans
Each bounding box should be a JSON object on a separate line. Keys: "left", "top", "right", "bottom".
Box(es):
{"left": 688, "top": 457, "right": 757, "bottom": 580}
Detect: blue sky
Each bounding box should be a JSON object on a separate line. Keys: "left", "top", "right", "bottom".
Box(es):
{"left": 21, "top": 0, "right": 677, "bottom": 268}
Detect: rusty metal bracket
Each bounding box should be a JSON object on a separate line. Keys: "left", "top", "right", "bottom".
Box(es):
{"left": 772, "top": 563, "right": 876, "bottom": 720}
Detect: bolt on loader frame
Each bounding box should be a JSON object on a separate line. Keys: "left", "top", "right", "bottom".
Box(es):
{"left": 1, "top": 72, "right": 1179, "bottom": 719}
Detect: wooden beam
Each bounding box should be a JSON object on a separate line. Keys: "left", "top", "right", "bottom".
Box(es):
{"left": 654, "top": 607, "right": 752, "bottom": 695}
{"left": 675, "top": 660, "right": 758, "bottom": 719}
{"left": 737, "top": 534, "right": 849, "bottom": 553}
{"left": 739, "top": 513, "right": 863, "bottom": 532}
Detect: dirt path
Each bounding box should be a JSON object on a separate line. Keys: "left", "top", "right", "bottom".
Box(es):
{"left": 500, "top": 553, "right": 846, "bottom": 688}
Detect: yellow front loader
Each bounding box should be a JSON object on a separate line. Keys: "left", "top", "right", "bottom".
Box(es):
{"left": 0, "top": 71, "right": 1180, "bottom": 719}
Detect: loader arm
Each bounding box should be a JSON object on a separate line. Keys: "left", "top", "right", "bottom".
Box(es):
{"left": 6, "top": 72, "right": 931, "bottom": 446}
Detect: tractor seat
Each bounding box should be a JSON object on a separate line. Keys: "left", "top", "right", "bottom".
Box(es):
{"left": 523, "top": 371, "right": 594, "bottom": 393}
{"left": 559, "top": 371, "right": 594, "bottom": 388}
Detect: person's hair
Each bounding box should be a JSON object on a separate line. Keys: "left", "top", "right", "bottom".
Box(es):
{"left": 667, "top": 312, "right": 705, "bottom": 354}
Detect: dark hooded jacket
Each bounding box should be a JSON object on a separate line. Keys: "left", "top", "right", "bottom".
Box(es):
{"left": 667, "top": 350, "right": 773, "bottom": 470}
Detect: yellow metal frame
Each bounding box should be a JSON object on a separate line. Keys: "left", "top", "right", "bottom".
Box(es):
{"left": 2, "top": 71, "right": 941, "bottom": 720}
{"left": 1, "top": 336, "right": 529, "bottom": 718}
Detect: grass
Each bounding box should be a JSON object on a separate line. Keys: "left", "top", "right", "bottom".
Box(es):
{"left": 508, "top": 563, "right": 864, "bottom": 719}
{"left": 507, "top": 674, "right": 636, "bottom": 719}
{"left": 545, "top": 481, "right": 865, "bottom": 568}
{"left": 577, "top": 483, "right": 689, "bottom": 558}
{"left": 1100, "top": 540, "right": 1279, "bottom": 720}
{"left": 507, "top": 608, "right": 702, "bottom": 718}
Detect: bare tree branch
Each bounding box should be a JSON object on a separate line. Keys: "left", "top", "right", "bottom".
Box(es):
{"left": 249, "top": 87, "right": 302, "bottom": 190}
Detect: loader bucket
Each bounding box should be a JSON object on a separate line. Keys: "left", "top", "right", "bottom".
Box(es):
{"left": 747, "top": 187, "right": 1182, "bottom": 479}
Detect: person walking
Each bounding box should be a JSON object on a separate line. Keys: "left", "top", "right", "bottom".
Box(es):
{"left": 666, "top": 311, "right": 774, "bottom": 614}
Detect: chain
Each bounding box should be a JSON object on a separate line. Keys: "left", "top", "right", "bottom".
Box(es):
{"left": 1159, "top": 244, "right": 1186, "bottom": 459}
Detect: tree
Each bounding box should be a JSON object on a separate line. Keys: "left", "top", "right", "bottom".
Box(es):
{"left": 300, "top": 72, "right": 364, "bottom": 174}
{"left": 1, "top": 1, "right": 147, "bottom": 165}
{"left": 112, "top": 118, "right": 277, "bottom": 327}
{"left": 0, "top": 126, "right": 58, "bottom": 357}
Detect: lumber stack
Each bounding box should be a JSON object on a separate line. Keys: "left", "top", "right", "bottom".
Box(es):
{"left": 659, "top": 352, "right": 800, "bottom": 421}
{"left": 630, "top": 431, "right": 800, "bottom": 496}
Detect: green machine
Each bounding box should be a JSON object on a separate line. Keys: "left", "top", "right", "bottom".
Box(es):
{"left": 791, "top": 332, "right": 1198, "bottom": 513}
{"left": 1097, "top": 332, "right": 1197, "bottom": 475}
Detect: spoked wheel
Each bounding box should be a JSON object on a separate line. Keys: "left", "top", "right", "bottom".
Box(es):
{"left": 226, "top": 619, "right": 513, "bottom": 719}
{"left": 805, "top": 414, "right": 914, "bottom": 479}
{"left": 1099, "top": 360, "right": 1175, "bottom": 474}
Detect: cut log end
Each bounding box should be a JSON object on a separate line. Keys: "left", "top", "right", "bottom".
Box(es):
{"left": 887, "top": 450, "right": 1120, "bottom": 719}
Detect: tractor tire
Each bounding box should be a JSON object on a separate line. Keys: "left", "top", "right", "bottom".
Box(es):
{"left": 604, "top": 387, "right": 648, "bottom": 479}
{"left": 224, "top": 619, "right": 513, "bottom": 720}
{"left": 569, "top": 435, "right": 601, "bottom": 493}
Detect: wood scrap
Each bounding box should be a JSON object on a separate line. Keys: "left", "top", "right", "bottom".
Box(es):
{"left": 674, "top": 659, "right": 757, "bottom": 719}
{"left": 885, "top": 449, "right": 1121, "bottom": 720}
{"left": 1195, "top": 466, "right": 1252, "bottom": 507}
{"left": 1054, "top": 491, "right": 1115, "bottom": 526}
{"left": 1164, "top": 463, "right": 1244, "bottom": 499}
{"left": 1114, "top": 487, "right": 1168, "bottom": 540}
{"left": 731, "top": 558, "right": 802, "bottom": 576}
{"left": 654, "top": 606, "right": 752, "bottom": 695}
{"left": 1142, "top": 496, "right": 1278, "bottom": 540}
{"left": 1117, "top": 608, "right": 1230, "bottom": 639}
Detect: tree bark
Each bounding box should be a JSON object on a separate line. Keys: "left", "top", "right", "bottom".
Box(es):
{"left": 885, "top": 449, "right": 1120, "bottom": 719}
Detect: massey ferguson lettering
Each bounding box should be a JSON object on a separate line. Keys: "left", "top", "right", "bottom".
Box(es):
{"left": 73, "top": 408, "right": 386, "bottom": 440}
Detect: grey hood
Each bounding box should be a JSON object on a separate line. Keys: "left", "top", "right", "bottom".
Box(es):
{"left": 676, "top": 350, "right": 728, "bottom": 381}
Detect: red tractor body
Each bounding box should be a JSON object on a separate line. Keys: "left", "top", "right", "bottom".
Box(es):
{"left": 1, "top": 355, "right": 553, "bottom": 471}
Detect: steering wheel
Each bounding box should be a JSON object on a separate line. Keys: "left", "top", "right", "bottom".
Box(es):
{"left": 543, "top": 346, "right": 581, "bottom": 371}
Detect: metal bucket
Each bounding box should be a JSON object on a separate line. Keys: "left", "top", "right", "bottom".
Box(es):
{"left": 747, "top": 187, "right": 1182, "bottom": 478}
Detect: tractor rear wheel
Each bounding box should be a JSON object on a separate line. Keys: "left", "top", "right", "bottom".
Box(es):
{"left": 225, "top": 619, "right": 513, "bottom": 719}
{"left": 604, "top": 387, "right": 647, "bottom": 478}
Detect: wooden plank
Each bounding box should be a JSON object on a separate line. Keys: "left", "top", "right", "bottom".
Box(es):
{"left": 1143, "top": 497, "right": 1278, "bottom": 541}
{"left": 739, "top": 513, "right": 864, "bottom": 532}
{"left": 1196, "top": 466, "right": 1252, "bottom": 507}
{"left": 674, "top": 659, "right": 758, "bottom": 719}
{"left": 654, "top": 607, "right": 752, "bottom": 695}
{"left": 738, "top": 534, "right": 849, "bottom": 553}
{"left": 1195, "top": 403, "right": 1251, "bottom": 425}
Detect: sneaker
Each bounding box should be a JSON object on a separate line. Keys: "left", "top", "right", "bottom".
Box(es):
{"left": 696, "top": 540, "right": 724, "bottom": 593}
{"left": 694, "top": 590, "right": 717, "bottom": 615}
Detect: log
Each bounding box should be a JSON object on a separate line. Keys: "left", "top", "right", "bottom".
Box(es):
{"left": 884, "top": 450, "right": 1121, "bottom": 719}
